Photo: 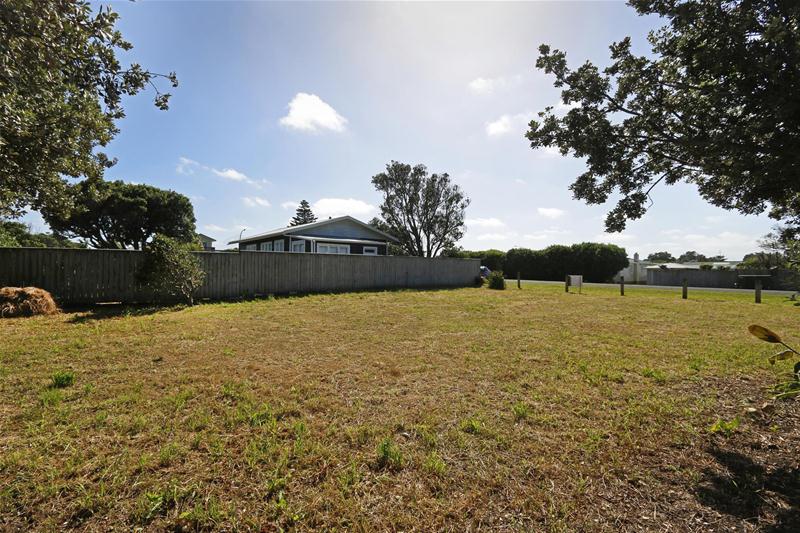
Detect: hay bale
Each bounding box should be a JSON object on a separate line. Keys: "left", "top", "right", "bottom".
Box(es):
{"left": 0, "top": 287, "right": 59, "bottom": 318}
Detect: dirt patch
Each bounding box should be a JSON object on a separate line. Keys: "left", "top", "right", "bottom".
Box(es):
{"left": 0, "top": 286, "right": 59, "bottom": 318}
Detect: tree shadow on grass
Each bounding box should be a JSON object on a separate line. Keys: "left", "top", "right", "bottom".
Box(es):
{"left": 695, "top": 447, "right": 800, "bottom": 532}
{"left": 65, "top": 303, "right": 186, "bottom": 324}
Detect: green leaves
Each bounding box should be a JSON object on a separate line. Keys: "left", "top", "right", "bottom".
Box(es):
{"left": 530, "top": 1, "right": 800, "bottom": 232}
{"left": 0, "top": 0, "right": 178, "bottom": 217}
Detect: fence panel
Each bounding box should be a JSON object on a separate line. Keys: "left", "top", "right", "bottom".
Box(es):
{"left": 0, "top": 248, "right": 479, "bottom": 305}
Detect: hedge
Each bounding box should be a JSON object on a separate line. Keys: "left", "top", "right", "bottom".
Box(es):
{"left": 503, "top": 243, "right": 629, "bottom": 282}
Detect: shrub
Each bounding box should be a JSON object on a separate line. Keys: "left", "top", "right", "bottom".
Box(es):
{"left": 699, "top": 263, "right": 714, "bottom": 270}
{"left": 137, "top": 234, "right": 206, "bottom": 305}
{"left": 443, "top": 248, "right": 506, "bottom": 271}
{"left": 487, "top": 270, "right": 505, "bottom": 290}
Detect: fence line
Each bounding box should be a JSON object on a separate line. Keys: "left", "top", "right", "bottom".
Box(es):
{"left": 0, "top": 248, "right": 480, "bottom": 305}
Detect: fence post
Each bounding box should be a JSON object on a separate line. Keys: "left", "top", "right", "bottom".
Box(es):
{"left": 517, "top": 271, "right": 521, "bottom": 289}
{"left": 620, "top": 276, "right": 625, "bottom": 296}
{"left": 682, "top": 278, "right": 688, "bottom": 299}
{"left": 565, "top": 275, "right": 570, "bottom": 293}
{"left": 755, "top": 279, "right": 762, "bottom": 304}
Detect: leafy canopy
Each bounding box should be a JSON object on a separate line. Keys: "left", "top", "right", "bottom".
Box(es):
{"left": 289, "top": 200, "right": 317, "bottom": 226}
{"left": 0, "top": 0, "right": 177, "bottom": 217}
{"left": 646, "top": 251, "right": 676, "bottom": 262}
{"left": 42, "top": 180, "right": 196, "bottom": 250}
{"left": 371, "top": 161, "right": 470, "bottom": 257}
{"left": 527, "top": 0, "right": 800, "bottom": 232}
{"left": 0, "top": 220, "right": 85, "bottom": 248}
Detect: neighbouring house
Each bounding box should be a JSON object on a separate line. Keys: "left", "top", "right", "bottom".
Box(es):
{"left": 198, "top": 233, "right": 216, "bottom": 251}
{"left": 228, "top": 216, "right": 399, "bottom": 255}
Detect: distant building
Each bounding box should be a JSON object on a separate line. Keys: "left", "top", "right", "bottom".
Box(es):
{"left": 228, "top": 215, "right": 399, "bottom": 255}
{"left": 197, "top": 233, "right": 216, "bottom": 251}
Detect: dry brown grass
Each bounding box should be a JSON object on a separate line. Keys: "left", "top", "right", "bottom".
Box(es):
{"left": 0, "top": 286, "right": 59, "bottom": 318}
{"left": 0, "top": 284, "right": 797, "bottom": 531}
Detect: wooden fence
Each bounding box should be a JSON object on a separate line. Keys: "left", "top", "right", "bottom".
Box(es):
{"left": 0, "top": 248, "right": 480, "bottom": 305}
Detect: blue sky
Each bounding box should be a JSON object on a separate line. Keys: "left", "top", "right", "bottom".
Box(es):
{"left": 24, "top": 1, "right": 776, "bottom": 258}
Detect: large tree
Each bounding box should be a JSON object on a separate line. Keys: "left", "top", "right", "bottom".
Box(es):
{"left": 42, "top": 180, "right": 196, "bottom": 250}
{"left": 289, "top": 200, "right": 317, "bottom": 226}
{"left": 0, "top": 0, "right": 177, "bottom": 218}
{"left": 646, "top": 251, "right": 676, "bottom": 262}
{"left": 527, "top": 0, "right": 800, "bottom": 233}
{"left": 371, "top": 161, "right": 469, "bottom": 257}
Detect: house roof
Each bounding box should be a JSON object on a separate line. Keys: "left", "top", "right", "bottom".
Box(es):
{"left": 228, "top": 215, "right": 400, "bottom": 244}
{"left": 197, "top": 233, "right": 216, "bottom": 242}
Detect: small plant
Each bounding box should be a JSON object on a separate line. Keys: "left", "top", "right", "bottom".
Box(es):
{"left": 375, "top": 438, "right": 403, "bottom": 470}
{"left": 709, "top": 417, "right": 740, "bottom": 436}
{"left": 486, "top": 270, "right": 506, "bottom": 290}
{"left": 459, "top": 417, "right": 483, "bottom": 435}
{"left": 50, "top": 370, "right": 75, "bottom": 388}
{"left": 423, "top": 452, "right": 447, "bottom": 476}
{"left": 511, "top": 401, "right": 530, "bottom": 421}
{"left": 748, "top": 325, "right": 800, "bottom": 398}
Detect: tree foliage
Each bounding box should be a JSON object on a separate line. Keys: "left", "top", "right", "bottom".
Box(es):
{"left": 505, "top": 243, "right": 629, "bottom": 282}
{"left": 676, "top": 250, "right": 726, "bottom": 263}
{"left": 368, "top": 217, "right": 408, "bottom": 256}
{"left": 0, "top": 0, "right": 177, "bottom": 217}
{"left": 136, "top": 234, "right": 205, "bottom": 305}
{"left": 527, "top": 0, "right": 800, "bottom": 232}
{"left": 441, "top": 248, "right": 506, "bottom": 272}
{"left": 42, "top": 180, "right": 196, "bottom": 250}
{"left": 289, "top": 200, "right": 317, "bottom": 226}
{"left": 371, "top": 161, "right": 470, "bottom": 257}
{"left": 0, "top": 220, "right": 85, "bottom": 248}
{"left": 646, "top": 251, "right": 676, "bottom": 262}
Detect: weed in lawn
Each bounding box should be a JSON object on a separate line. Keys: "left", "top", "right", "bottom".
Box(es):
{"left": 460, "top": 417, "right": 483, "bottom": 435}
{"left": 709, "top": 417, "right": 740, "bottom": 436}
{"left": 50, "top": 370, "right": 74, "bottom": 388}
{"left": 642, "top": 367, "right": 667, "bottom": 384}
{"left": 39, "top": 388, "right": 62, "bottom": 407}
{"left": 512, "top": 401, "right": 530, "bottom": 421}
{"left": 337, "top": 460, "right": 361, "bottom": 496}
{"left": 158, "top": 442, "right": 184, "bottom": 467}
{"left": 375, "top": 438, "right": 403, "bottom": 470}
{"left": 423, "top": 451, "right": 447, "bottom": 476}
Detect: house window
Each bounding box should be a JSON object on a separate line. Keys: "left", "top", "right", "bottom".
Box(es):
{"left": 291, "top": 241, "right": 306, "bottom": 253}
{"left": 362, "top": 246, "right": 378, "bottom": 255}
{"left": 244, "top": 244, "right": 257, "bottom": 251}
{"left": 273, "top": 240, "right": 284, "bottom": 252}
{"left": 260, "top": 242, "right": 273, "bottom": 252}
{"left": 317, "top": 243, "right": 350, "bottom": 254}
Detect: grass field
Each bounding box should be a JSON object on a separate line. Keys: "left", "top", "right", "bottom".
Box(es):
{"left": 1, "top": 284, "right": 798, "bottom": 531}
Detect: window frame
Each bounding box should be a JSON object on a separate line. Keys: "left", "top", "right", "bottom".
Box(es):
{"left": 317, "top": 243, "right": 350, "bottom": 255}
{"left": 291, "top": 240, "right": 306, "bottom": 253}
{"left": 362, "top": 246, "right": 378, "bottom": 256}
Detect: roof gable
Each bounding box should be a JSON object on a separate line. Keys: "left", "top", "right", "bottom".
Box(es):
{"left": 230, "top": 216, "right": 398, "bottom": 244}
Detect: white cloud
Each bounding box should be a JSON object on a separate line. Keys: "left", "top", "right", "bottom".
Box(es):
{"left": 485, "top": 112, "right": 533, "bottom": 137}
{"left": 177, "top": 157, "right": 263, "bottom": 188}
{"left": 466, "top": 217, "right": 505, "bottom": 229}
{"left": 535, "top": 145, "right": 562, "bottom": 158}
{"left": 279, "top": 92, "right": 347, "bottom": 133}
{"left": 213, "top": 168, "right": 250, "bottom": 182}
{"left": 521, "top": 228, "right": 572, "bottom": 241}
{"left": 555, "top": 100, "right": 580, "bottom": 112}
{"left": 312, "top": 198, "right": 375, "bottom": 218}
{"left": 514, "top": 178, "right": 526, "bottom": 185}
{"left": 242, "top": 196, "right": 271, "bottom": 208}
{"left": 281, "top": 201, "right": 299, "bottom": 210}
{"left": 467, "top": 74, "right": 523, "bottom": 95}
{"left": 537, "top": 207, "right": 566, "bottom": 219}
{"left": 176, "top": 157, "right": 199, "bottom": 175}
